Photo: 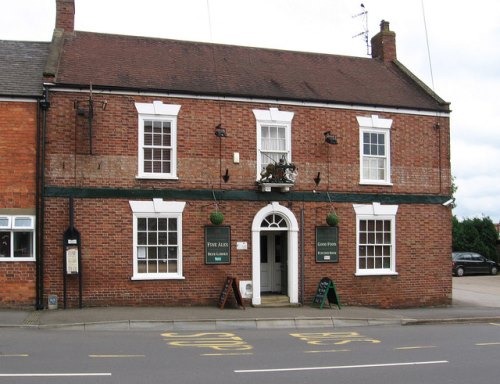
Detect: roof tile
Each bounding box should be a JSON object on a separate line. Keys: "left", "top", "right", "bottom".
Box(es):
{"left": 55, "top": 32, "right": 448, "bottom": 112}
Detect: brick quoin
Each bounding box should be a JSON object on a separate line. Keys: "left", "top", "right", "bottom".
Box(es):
{"left": 41, "top": 92, "right": 452, "bottom": 308}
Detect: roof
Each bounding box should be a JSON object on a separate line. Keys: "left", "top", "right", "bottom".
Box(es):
{"left": 0, "top": 40, "right": 50, "bottom": 97}
{"left": 53, "top": 31, "right": 449, "bottom": 112}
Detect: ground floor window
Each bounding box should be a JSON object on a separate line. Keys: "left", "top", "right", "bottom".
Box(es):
{"left": 354, "top": 203, "right": 398, "bottom": 276}
{"left": 129, "top": 199, "right": 185, "bottom": 280}
{"left": 0, "top": 215, "right": 35, "bottom": 261}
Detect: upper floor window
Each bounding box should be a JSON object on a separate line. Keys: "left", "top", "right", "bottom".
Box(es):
{"left": 353, "top": 203, "right": 398, "bottom": 276}
{"left": 129, "top": 199, "right": 186, "bottom": 280}
{"left": 135, "top": 101, "right": 181, "bottom": 180}
{"left": 0, "top": 215, "right": 35, "bottom": 261}
{"left": 357, "top": 115, "right": 393, "bottom": 185}
{"left": 253, "top": 108, "right": 294, "bottom": 180}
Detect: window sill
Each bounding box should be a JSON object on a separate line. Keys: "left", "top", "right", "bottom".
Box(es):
{"left": 359, "top": 181, "right": 393, "bottom": 186}
{"left": 131, "top": 275, "right": 185, "bottom": 281}
{"left": 136, "top": 175, "right": 179, "bottom": 180}
{"left": 0, "top": 257, "right": 36, "bottom": 262}
{"left": 355, "top": 271, "right": 398, "bottom": 277}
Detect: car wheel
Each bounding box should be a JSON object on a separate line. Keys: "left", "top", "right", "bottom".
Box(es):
{"left": 491, "top": 266, "right": 498, "bottom": 275}
{"left": 456, "top": 267, "right": 464, "bottom": 277}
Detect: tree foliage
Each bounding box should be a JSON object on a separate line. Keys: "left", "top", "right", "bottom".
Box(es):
{"left": 452, "top": 216, "right": 498, "bottom": 260}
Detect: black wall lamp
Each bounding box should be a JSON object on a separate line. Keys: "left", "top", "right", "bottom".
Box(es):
{"left": 215, "top": 124, "right": 227, "bottom": 137}
{"left": 324, "top": 131, "right": 338, "bottom": 145}
{"left": 314, "top": 172, "right": 321, "bottom": 186}
{"left": 222, "top": 168, "right": 230, "bottom": 183}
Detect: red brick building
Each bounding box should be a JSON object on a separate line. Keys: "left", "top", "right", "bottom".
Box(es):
{"left": 35, "top": 0, "right": 452, "bottom": 309}
{"left": 0, "top": 40, "right": 49, "bottom": 307}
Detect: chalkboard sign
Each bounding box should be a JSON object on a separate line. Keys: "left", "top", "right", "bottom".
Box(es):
{"left": 218, "top": 276, "right": 245, "bottom": 309}
{"left": 205, "top": 226, "right": 231, "bottom": 264}
{"left": 316, "top": 226, "right": 339, "bottom": 263}
{"left": 312, "top": 277, "right": 341, "bottom": 309}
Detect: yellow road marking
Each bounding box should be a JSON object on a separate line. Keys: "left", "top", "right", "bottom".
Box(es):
{"left": 304, "top": 349, "right": 350, "bottom": 353}
{"left": 162, "top": 332, "right": 253, "bottom": 351}
{"left": 475, "top": 342, "right": 500, "bottom": 346}
{"left": 490, "top": 323, "right": 500, "bottom": 327}
{"left": 395, "top": 346, "right": 436, "bottom": 350}
{"left": 0, "top": 354, "right": 29, "bottom": 357}
{"left": 88, "top": 355, "right": 145, "bottom": 358}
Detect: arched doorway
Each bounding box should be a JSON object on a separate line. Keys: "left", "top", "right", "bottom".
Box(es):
{"left": 251, "top": 202, "right": 299, "bottom": 305}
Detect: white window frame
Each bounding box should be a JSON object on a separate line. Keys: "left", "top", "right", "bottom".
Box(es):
{"left": 0, "top": 215, "right": 36, "bottom": 261}
{"left": 253, "top": 108, "right": 294, "bottom": 181}
{"left": 353, "top": 203, "right": 398, "bottom": 276}
{"left": 357, "top": 115, "right": 393, "bottom": 185}
{"left": 129, "top": 199, "right": 186, "bottom": 280}
{"left": 135, "top": 101, "right": 181, "bottom": 180}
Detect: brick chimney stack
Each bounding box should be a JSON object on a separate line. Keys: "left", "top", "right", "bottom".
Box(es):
{"left": 55, "top": 0, "right": 75, "bottom": 32}
{"left": 371, "top": 20, "right": 396, "bottom": 62}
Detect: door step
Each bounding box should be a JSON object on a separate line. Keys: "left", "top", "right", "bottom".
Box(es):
{"left": 256, "top": 295, "right": 301, "bottom": 308}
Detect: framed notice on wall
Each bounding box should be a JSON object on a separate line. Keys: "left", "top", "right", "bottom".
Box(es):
{"left": 316, "top": 226, "right": 339, "bottom": 263}
{"left": 205, "top": 226, "right": 231, "bottom": 264}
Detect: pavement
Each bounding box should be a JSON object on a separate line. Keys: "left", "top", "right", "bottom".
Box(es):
{"left": 2, "top": 276, "right": 500, "bottom": 331}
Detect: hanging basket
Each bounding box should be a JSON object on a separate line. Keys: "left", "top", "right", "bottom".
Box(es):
{"left": 326, "top": 212, "right": 339, "bottom": 227}
{"left": 209, "top": 211, "right": 225, "bottom": 225}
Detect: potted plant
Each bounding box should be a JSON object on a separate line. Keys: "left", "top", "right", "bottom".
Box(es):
{"left": 209, "top": 210, "right": 224, "bottom": 225}
{"left": 326, "top": 212, "right": 339, "bottom": 227}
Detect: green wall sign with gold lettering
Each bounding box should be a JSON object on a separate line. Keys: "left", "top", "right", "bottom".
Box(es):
{"left": 205, "top": 226, "right": 231, "bottom": 264}
{"left": 316, "top": 226, "right": 339, "bottom": 263}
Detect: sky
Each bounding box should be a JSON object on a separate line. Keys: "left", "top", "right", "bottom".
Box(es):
{"left": 1, "top": 0, "right": 499, "bottom": 223}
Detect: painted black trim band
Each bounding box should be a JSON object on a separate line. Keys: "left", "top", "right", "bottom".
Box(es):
{"left": 45, "top": 186, "right": 450, "bottom": 205}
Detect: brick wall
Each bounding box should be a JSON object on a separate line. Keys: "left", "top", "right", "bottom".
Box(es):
{"left": 41, "top": 92, "right": 452, "bottom": 308}
{"left": 45, "top": 93, "right": 451, "bottom": 196}
{"left": 43, "top": 197, "right": 451, "bottom": 308}
{"left": 0, "top": 101, "right": 37, "bottom": 307}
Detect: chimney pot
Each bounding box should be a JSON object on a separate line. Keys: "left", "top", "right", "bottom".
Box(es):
{"left": 55, "top": 0, "right": 75, "bottom": 32}
{"left": 371, "top": 20, "right": 397, "bottom": 62}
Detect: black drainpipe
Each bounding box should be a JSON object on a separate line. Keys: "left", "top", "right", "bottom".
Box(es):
{"left": 36, "top": 86, "right": 50, "bottom": 310}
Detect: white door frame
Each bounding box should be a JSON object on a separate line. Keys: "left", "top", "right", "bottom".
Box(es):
{"left": 251, "top": 202, "right": 299, "bottom": 305}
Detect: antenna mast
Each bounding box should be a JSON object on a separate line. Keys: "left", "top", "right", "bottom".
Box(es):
{"left": 352, "top": 3, "right": 370, "bottom": 55}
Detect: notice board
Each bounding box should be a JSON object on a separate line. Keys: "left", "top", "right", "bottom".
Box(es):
{"left": 218, "top": 276, "right": 245, "bottom": 309}
{"left": 312, "top": 277, "right": 341, "bottom": 309}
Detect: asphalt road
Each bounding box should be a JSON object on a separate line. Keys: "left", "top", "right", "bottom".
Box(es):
{"left": 1, "top": 323, "right": 499, "bottom": 384}
{"left": 453, "top": 275, "right": 500, "bottom": 307}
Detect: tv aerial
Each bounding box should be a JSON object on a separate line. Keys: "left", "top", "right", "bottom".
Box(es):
{"left": 352, "top": 3, "right": 370, "bottom": 55}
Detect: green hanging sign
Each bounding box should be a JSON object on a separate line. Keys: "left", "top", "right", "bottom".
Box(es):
{"left": 205, "top": 226, "right": 231, "bottom": 264}
{"left": 316, "top": 226, "right": 339, "bottom": 263}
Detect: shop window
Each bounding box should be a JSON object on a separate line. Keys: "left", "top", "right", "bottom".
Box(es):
{"left": 130, "top": 199, "right": 186, "bottom": 280}
{"left": 0, "top": 215, "right": 35, "bottom": 261}
{"left": 354, "top": 203, "right": 398, "bottom": 276}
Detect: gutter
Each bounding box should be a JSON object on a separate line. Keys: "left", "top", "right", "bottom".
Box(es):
{"left": 48, "top": 85, "right": 451, "bottom": 118}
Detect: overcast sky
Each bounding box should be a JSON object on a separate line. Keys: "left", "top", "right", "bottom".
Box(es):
{"left": 1, "top": 0, "right": 499, "bottom": 223}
